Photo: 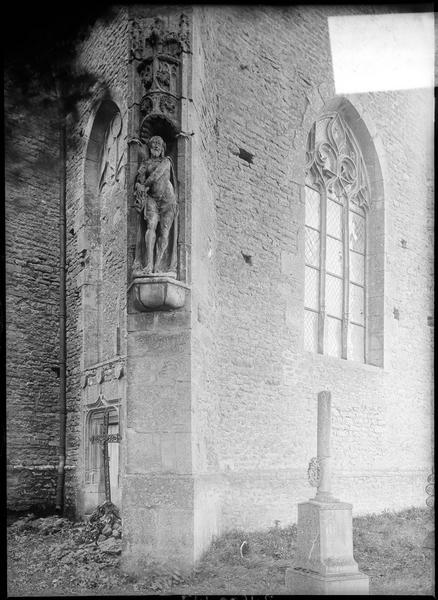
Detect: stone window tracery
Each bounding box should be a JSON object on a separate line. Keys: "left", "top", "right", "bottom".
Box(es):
{"left": 304, "top": 113, "right": 370, "bottom": 363}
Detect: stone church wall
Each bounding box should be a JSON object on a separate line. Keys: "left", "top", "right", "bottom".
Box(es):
{"left": 5, "top": 80, "right": 61, "bottom": 511}
{"left": 193, "top": 5, "right": 433, "bottom": 531}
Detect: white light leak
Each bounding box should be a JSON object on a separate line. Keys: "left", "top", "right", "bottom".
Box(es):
{"left": 328, "top": 12, "right": 434, "bottom": 94}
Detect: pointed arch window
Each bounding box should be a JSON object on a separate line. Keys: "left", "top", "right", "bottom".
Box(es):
{"left": 304, "top": 113, "right": 370, "bottom": 363}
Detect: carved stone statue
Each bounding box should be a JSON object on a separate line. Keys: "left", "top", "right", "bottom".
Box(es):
{"left": 132, "top": 136, "right": 178, "bottom": 276}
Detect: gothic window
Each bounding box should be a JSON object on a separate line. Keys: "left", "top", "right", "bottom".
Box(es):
{"left": 304, "top": 113, "right": 370, "bottom": 363}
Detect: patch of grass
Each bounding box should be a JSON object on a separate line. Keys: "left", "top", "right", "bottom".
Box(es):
{"left": 352, "top": 507, "right": 434, "bottom": 595}
{"left": 170, "top": 524, "right": 298, "bottom": 594}
{"left": 7, "top": 507, "right": 434, "bottom": 596}
{"left": 197, "top": 524, "right": 296, "bottom": 564}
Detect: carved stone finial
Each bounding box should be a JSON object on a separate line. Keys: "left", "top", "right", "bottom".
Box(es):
{"left": 130, "top": 13, "right": 191, "bottom": 62}
{"left": 177, "top": 13, "right": 191, "bottom": 53}
{"left": 146, "top": 17, "right": 166, "bottom": 47}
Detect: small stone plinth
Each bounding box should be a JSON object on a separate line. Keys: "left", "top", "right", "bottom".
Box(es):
{"left": 130, "top": 276, "right": 189, "bottom": 312}
{"left": 294, "top": 499, "right": 360, "bottom": 575}
{"left": 285, "top": 499, "right": 369, "bottom": 595}
{"left": 285, "top": 568, "right": 369, "bottom": 595}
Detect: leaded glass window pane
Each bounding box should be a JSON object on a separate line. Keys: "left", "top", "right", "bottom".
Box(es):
{"left": 349, "top": 283, "right": 365, "bottom": 324}
{"left": 326, "top": 199, "right": 342, "bottom": 239}
{"left": 349, "top": 211, "right": 365, "bottom": 253}
{"left": 326, "top": 237, "right": 343, "bottom": 277}
{"left": 348, "top": 323, "right": 365, "bottom": 362}
{"left": 304, "top": 309, "right": 319, "bottom": 353}
{"left": 325, "top": 274, "right": 343, "bottom": 318}
{"left": 325, "top": 316, "right": 342, "bottom": 358}
{"left": 305, "top": 187, "right": 321, "bottom": 230}
{"left": 350, "top": 251, "right": 364, "bottom": 285}
{"left": 305, "top": 227, "right": 320, "bottom": 267}
{"left": 305, "top": 266, "right": 319, "bottom": 311}
{"left": 350, "top": 202, "right": 366, "bottom": 216}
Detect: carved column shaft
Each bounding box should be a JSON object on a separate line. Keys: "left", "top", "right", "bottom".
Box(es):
{"left": 315, "top": 390, "right": 334, "bottom": 502}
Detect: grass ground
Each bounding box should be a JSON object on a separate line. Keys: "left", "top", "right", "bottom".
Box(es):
{"left": 7, "top": 507, "right": 434, "bottom": 596}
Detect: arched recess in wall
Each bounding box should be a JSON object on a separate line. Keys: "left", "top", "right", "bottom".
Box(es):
{"left": 303, "top": 97, "right": 384, "bottom": 367}
{"left": 83, "top": 405, "right": 120, "bottom": 510}
{"left": 83, "top": 99, "right": 125, "bottom": 367}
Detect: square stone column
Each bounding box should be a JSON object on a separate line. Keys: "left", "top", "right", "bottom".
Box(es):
{"left": 120, "top": 7, "right": 198, "bottom": 576}
{"left": 121, "top": 308, "right": 195, "bottom": 575}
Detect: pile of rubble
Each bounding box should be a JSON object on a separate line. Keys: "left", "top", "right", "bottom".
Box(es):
{"left": 9, "top": 502, "right": 123, "bottom": 556}
{"left": 80, "top": 501, "right": 122, "bottom": 554}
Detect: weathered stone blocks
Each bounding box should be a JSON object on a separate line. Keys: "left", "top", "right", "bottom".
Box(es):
{"left": 121, "top": 475, "right": 195, "bottom": 572}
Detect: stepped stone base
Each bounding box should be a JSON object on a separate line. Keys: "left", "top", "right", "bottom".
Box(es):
{"left": 285, "top": 567, "right": 369, "bottom": 595}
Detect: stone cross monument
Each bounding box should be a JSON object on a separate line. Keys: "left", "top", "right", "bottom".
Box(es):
{"left": 90, "top": 408, "right": 121, "bottom": 504}
{"left": 286, "top": 391, "right": 369, "bottom": 595}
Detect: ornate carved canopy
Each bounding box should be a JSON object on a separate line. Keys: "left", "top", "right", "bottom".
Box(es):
{"left": 130, "top": 15, "right": 190, "bottom": 139}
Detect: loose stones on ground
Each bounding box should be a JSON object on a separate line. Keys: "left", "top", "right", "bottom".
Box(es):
{"left": 81, "top": 501, "right": 122, "bottom": 553}
{"left": 10, "top": 503, "right": 123, "bottom": 556}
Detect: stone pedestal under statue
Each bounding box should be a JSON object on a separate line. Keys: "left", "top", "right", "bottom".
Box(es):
{"left": 129, "top": 276, "right": 190, "bottom": 311}
{"left": 285, "top": 391, "right": 369, "bottom": 595}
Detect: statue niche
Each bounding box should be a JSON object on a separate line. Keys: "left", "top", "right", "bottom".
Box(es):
{"left": 128, "top": 14, "right": 190, "bottom": 311}
{"left": 131, "top": 135, "right": 178, "bottom": 277}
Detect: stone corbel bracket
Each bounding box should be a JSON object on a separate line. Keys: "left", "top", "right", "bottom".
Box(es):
{"left": 129, "top": 276, "right": 190, "bottom": 311}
